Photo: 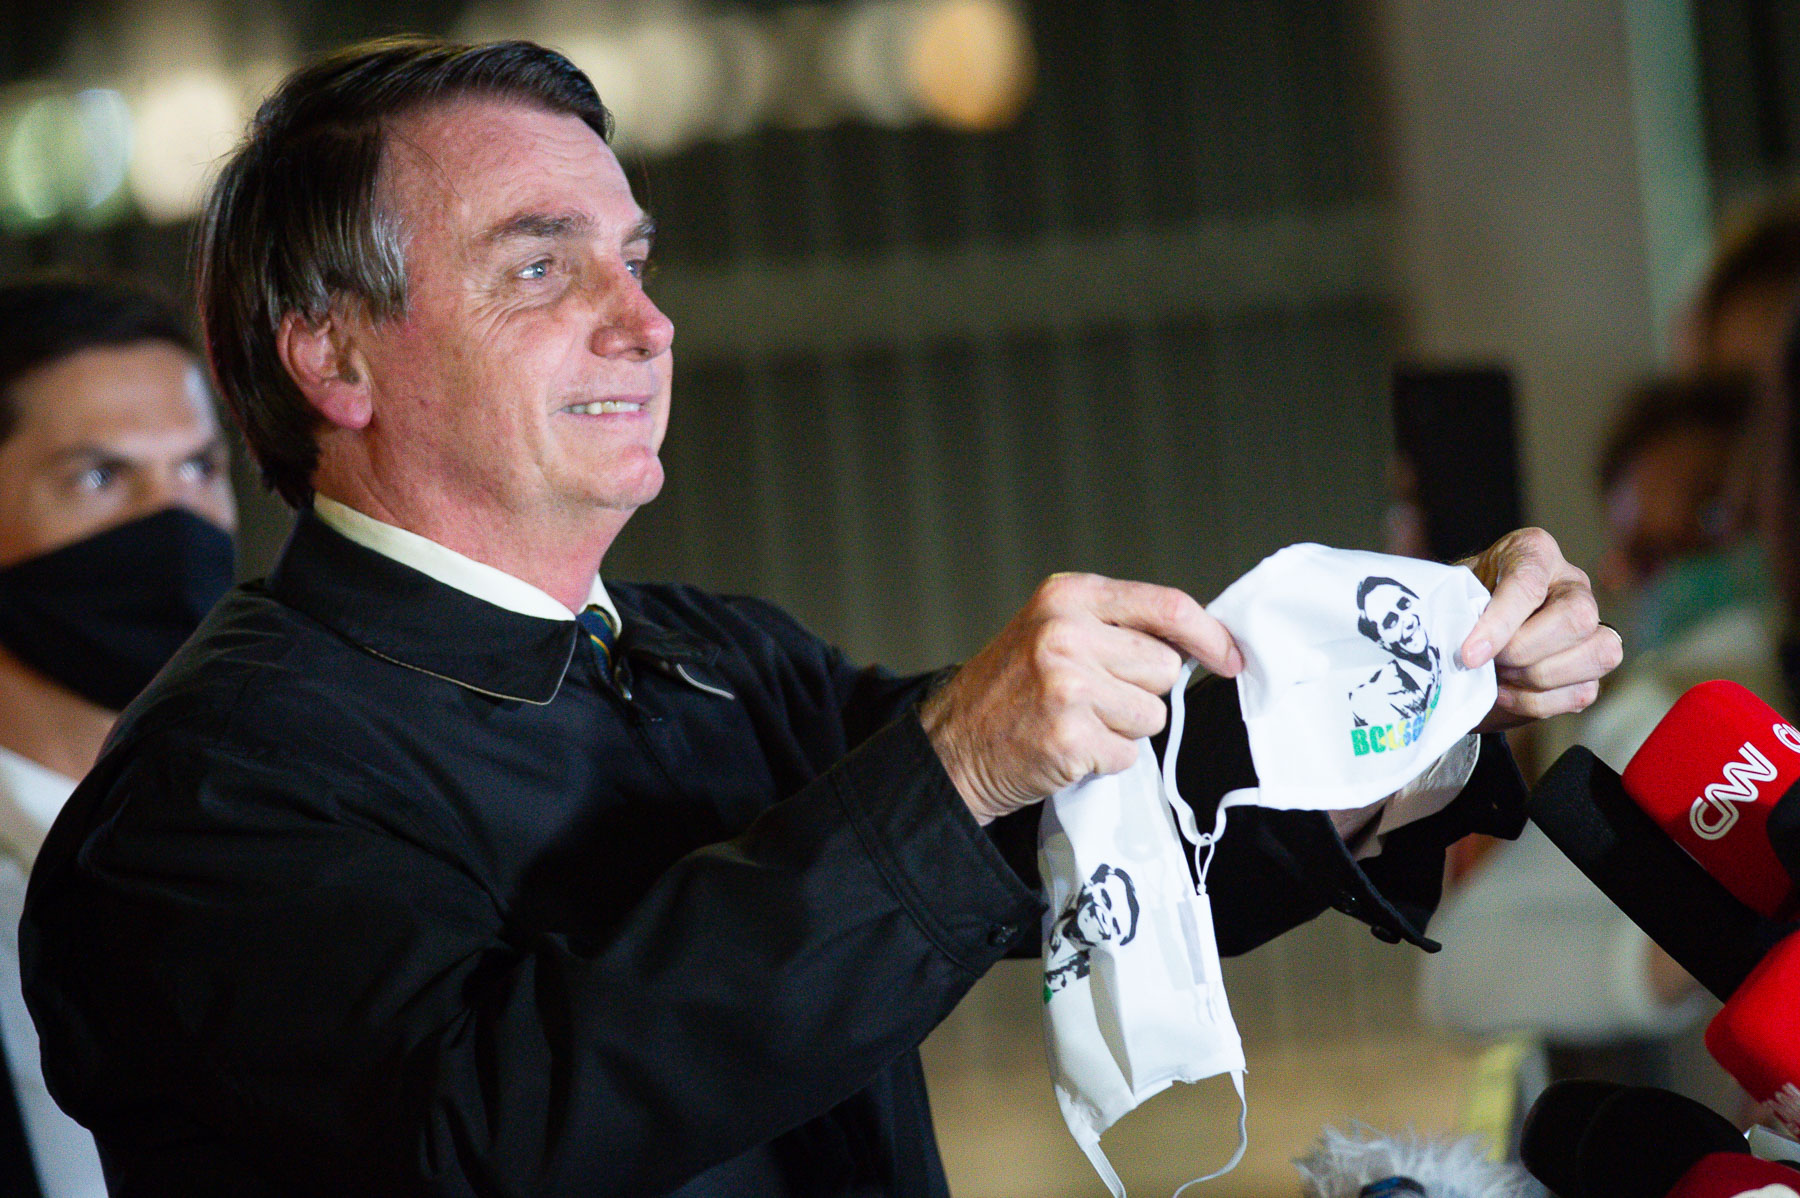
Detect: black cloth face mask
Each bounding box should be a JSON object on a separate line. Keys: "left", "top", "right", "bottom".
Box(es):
{"left": 0, "top": 507, "right": 234, "bottom": 711}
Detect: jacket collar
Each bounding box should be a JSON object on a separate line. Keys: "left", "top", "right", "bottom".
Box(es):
{"left": 268, "top": 508, "right": 583, "bottom": 704}
{"left": 269, "top": 510, "right": 727, "bottom": 703}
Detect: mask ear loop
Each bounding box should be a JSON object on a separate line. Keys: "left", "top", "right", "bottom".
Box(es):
{"left": 1159, "top": 662, "right": 1244, "bottom": 894}
{"left": 1160, "top": 662, "right": 1251, "bottom": 1192}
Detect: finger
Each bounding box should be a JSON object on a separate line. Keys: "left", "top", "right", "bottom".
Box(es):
{"left": 1461, "top": 529, "right": 1589, "bottom": 669}
{"left": 1068, "top": 576, "right": 1245, "bottom": 676}
{"left": 1461, "top": 543, "right": 1548, "bottom": 665}
{"left": 1489, "top": 578, "right": 1602, "bottom": 670}
{"left": 1086, "top": 671, "right": 1172, "bottom": 743}
{"left": 1494, "top": 624, "right": 1623, "bottom": 692}
{"left": 1487, "top": 678, "right": 1602, "bottom": 725}
{"left": 1079, "top": 621, "right": 1187, "bottom": 695}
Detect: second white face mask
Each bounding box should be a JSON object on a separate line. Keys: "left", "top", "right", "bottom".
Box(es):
{"left": 1040, "top": 664, "right": 1247, "bottom": 1198}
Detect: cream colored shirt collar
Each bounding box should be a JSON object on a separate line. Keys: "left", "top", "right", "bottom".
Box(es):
{"left": 313, "top": 495, "right": 620, "bottom": 629}
{"left": 0, "top": 746, "right": 76, "bottom": 871}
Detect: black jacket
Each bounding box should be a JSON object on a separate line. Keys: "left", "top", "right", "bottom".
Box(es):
{"left": 21, "top": 511, "right": 1526, "bottom": 1197}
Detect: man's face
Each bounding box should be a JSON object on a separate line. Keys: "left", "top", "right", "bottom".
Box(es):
{"left": 1363, "top": 584, "right": 1427, "bottom": 656}
{"left": 0, "top": 341, "right": 235, "bottom": 567}
{"left": 1074, "top": 874, "right": 1131, "bottom": 944}
{"left": 346, "top": 98, "right": 674, "bottom": 527}
{"left": 1599, "top": 426, "right": 1735, "bottom": 592}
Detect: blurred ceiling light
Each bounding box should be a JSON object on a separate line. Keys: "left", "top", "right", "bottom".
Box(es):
{"left": 0, "top": 85, "right": 136, "bottom": 232}
{"left": 706, "top": 12, "right": 781, "bottom": 139}
{"left": 831, "top": 1, "right": 919, "bottom": 127}
{"left": 906, "top": 0, "right": 1034, "bottom": 132}
{"left": 624, "top": 16, "right": 726, "bottom": 153}
{"left": 559, "top": 34, "right": 644, "bottom": 147}
{"left": 73, "top": 89, "right": 134, "bottom": 214}
{"left": 128, "top": 70, "right": 242, "bottom": 223}
{"left": 0, "top": 92, "right": 80, "bottom": 230}
{"left": 417, "top": 1, "right": 1030, "bottom": 160}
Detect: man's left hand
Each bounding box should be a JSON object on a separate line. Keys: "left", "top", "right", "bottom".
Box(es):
{"left": 1460, "top": 527, "right": 1624, "bottom": 733}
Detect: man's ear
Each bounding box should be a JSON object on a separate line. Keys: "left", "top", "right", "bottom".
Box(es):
{"left": 277, "top": 310, "right": 373, "bottom": 430}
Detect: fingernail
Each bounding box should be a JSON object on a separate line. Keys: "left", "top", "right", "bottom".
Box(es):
{"left": 1459, "top": 638, "right": 1490, "bottom": 669}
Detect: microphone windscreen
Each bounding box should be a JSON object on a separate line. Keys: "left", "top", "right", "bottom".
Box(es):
{"left": 1708, "top": 932, "right": 1800, "bottom": 1114}
{"left": 1622, "top": 681, "right": 1800, "bottom": 917}
{"left": 1520, "top": 1079, "right": 1624, "bottom": 1198}
{"left": 1666, "top": 1152, "right": 1800, "bottom": 1198}
{"left": 1529, "top": 746, "right": 1781, "bottom": 1001}
{"left": 1578, "top": 1086, "right": 1748, "bottom": 1198}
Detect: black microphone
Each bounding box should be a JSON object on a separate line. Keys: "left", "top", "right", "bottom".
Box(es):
{"left": 1519, "top": 1079, "right": 1625, "bottom": 1198}
{"left": 1527, "top": 746, "right": 1791, "bottom": 1001}
{"left": 1519, "top": 1082, "right": 1747, "bottom": 1198}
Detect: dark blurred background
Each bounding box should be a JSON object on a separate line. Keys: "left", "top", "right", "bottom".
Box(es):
{"left": 1, "top": 1, "right": 1790, "bottom": 668}
{"left": 1, "top": 1, "right": 1793, "bottom": 1191}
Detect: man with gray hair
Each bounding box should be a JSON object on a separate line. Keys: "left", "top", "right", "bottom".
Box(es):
{"left": 22, "top": 37, "right": 1619, "bottom": 1197}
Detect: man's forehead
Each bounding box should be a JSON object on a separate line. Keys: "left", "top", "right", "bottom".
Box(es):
{"left": 382, "top": 97, "right": 640, "bottom": 233}
{"left": 6, "top": 344, "right": 220, "bottom": 464}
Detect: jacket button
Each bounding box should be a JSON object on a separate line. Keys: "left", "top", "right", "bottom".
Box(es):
{"left": 987, "top": 923, "right": 1018, "bottom": 947}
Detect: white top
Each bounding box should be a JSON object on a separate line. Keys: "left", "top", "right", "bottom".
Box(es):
{"left": 313, "top": 495, "right": 619, "bottom": 629}
{"left": 0, "top": 747, "right": 106, "bottom": 1196}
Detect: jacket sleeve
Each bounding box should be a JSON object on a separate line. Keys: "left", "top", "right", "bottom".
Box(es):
{"left": 21, "top": 706, "right": 1040, "bottom": 1198}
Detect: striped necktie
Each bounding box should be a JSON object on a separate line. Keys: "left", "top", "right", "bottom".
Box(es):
{"left": 576, "top": 604, "right": 619, "bottom": 668}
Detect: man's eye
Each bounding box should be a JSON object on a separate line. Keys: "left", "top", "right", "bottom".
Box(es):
{"left": 1383, "top": 614, "right": 1398, "bottom": 628}
{"left": 179, "top": 453, "right": 222, "bottom": 483}
{"left": 519, "top": 259, "right": 552, "bottom": 281}
{"left": 626, "top": 257, "right": 656, "bottom": 282}
{"left": 74, "top": 464, "right": 116, "bottom": 493}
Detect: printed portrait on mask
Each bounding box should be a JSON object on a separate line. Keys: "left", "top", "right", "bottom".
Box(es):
{"left": 1045, "top": 863, "right": 1140, "bottom": 995}
{"left": 1346, "top": 575, "right": 1442, "bottom": 731}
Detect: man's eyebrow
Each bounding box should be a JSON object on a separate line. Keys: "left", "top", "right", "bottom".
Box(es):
{"left": 45, "top": 445, "right": 127, "bottom": 466}
{"left": 480, "top": 211, "right": 595, "bottom": 244}
{"left": 45, "top": 433, "right": 226, "bottom": 466}
{"left": 478, "top": 212, "right": 658, "bottom": 248}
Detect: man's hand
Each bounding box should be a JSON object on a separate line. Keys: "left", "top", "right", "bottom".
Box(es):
{"left": 920, "top": 574, "right": 1244, "bottom": 824}
{"left": 1460, "top": 528, "right": 1625, "bottom": 732}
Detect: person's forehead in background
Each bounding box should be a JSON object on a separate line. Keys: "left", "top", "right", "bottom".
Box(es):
{"left": 0, "top": 340, "right": 234, "bottom": 567}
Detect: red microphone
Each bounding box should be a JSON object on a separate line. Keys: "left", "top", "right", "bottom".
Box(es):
{"left": 1665, "top": 1152, "right": 1800, "bottom": 1198}
{"left": 1611, "top": 682, "right": 1800, "bottom": 1132}
{"left": 1623, "top": 680, "right": 1800, "bottom": 919}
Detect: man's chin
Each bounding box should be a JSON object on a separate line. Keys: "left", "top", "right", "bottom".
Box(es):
{"left": 582, "top": 453, "right": 664, "bottom": 511}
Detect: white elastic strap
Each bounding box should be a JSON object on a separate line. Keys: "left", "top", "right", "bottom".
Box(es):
{"left": 1160, "top": 662, "right": 1244, "bottom": 890}
{"left": 1076, "top": 1125, "right": 1128, "bottom": 1198}
{"left": 1171, "top": 1071, "right": 1249, "bottom": 1197}
{"left": 1077, "top": 1072, "right": 1248, "bottom": 1198}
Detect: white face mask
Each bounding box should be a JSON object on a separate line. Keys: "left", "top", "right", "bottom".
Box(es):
{"left": 1040, "top": 546, "right": 1497, "bottom": 1196}
{"left": 1205, "top": 544, "right": 1496, "bottom": 814}
{"left": 1040, "top": 663, "right": 1247, "bottom": 1198}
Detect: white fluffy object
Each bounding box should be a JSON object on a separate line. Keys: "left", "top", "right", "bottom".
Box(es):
{"left": 1294, "top": 1125, "right": 1536, "bottom": 1198}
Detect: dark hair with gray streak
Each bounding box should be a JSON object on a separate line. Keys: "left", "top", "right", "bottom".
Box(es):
{"left": 196, "top": 36, "right": 613, "bottom": 507}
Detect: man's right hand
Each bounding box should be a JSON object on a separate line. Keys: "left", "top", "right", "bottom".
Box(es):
{"left": 919, "top": 573, "right": 1245, "bottom": 824}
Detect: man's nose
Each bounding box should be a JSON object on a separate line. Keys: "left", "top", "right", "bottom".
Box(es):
{"left": 134, "top": 467, "right": 235, "bottom": 530}
{"left": 589, "top": 268, "right": 674, "bottom": 360}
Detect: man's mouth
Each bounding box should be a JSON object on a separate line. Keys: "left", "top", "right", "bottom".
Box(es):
{"left": 563, "top": 400, "right": 645, "bottom": 415}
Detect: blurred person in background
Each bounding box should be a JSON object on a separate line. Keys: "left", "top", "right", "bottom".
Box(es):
{"left": 1421, "top": 375, "right": 1768, "bottom": 1098}
{"left": 0, "top": 275, "right": 237, "bottom": 1197}
{"left": 1421, "top": 191, "right": 1800, "bottom": 1123}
